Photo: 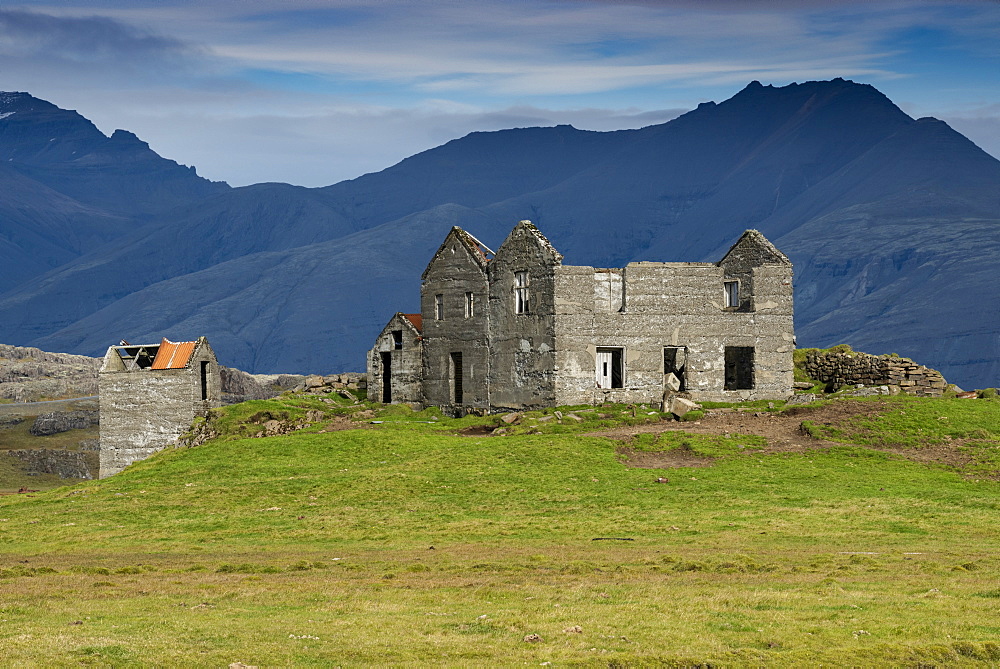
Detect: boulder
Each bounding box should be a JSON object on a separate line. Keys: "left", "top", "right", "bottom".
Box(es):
{"left": 668, "top": 396, "right": 700, "bottom": 419}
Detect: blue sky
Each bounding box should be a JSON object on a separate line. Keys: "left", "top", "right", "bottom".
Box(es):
{"left": 1, "top": 0, "right": 997, "bottom": 186}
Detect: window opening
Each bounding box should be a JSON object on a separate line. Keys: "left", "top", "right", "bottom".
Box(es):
{"left": 451, "top": 352, "right": 463, "bottom": 403}
{"left": 200, "top": 361, "right": 209, "bottom": 400}
{"left": 663, "top": 346, "right": 687, "bottom": 391}
{"left": 595, "top": 347, "right": 624, "bottom": 388}
{"left": 724, "top": 280, "right": 740, "bottom": 308}
{"left": 514, "top": 271, "right": 529, "bottom": 314}
{"left": 465, "top": 292, "right": 475, "bottom": 318}
{"left": 380, "top": 352, "right": 392, "bottom": 402}
{"left": 392, "top": 330, "right": 403, "bottom": 349}
{"left": 724, "top": 346, "right": 754, "bottom": 390}
{"left": 434, "top": 294, "right": 444, "bottom": 320}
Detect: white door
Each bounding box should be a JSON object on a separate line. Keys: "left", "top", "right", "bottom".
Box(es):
{"left": 596, "top": 349, "right": 613, "bottom": 388}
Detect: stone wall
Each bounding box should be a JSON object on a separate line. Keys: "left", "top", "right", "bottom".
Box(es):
{"left": 99, "top": 340, "right": 221, "bottom": 478}
{"left": 368, "top": 314, "right": 421, "bottom": 405}
{"left": 803, "top": 349, "right": 947, "bottom": 397}
{"left": 421, "top": 228, "right": 492, "bottom": 410}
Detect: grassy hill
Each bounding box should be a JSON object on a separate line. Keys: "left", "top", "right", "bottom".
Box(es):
{"left": 1, "top": 393, "right": 999, "bottom": 665}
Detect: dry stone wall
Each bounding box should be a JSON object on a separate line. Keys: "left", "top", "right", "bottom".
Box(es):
{"left": 804, "top": 349, "right": 947, "bottom": 397}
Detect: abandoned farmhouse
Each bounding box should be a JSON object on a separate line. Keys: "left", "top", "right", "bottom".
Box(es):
{"left": 93, "top": 221, "right": 793, "bottom": 477}
{"left": 369, "top": 221, "right": 795, "bottom": 412}
{"left": 98, "top": 337, "right": 221, "bottom": 478}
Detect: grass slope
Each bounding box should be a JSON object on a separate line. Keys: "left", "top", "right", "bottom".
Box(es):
{"left": 1, "top": 395, "right": 999, "bottom": 665}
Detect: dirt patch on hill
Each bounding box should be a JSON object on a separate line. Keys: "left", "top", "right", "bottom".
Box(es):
{"left": 619, "top": 446, "right": 716, "bottom": 469}
{"left": 590, "top": 400, "right": 980, "bottom": 472}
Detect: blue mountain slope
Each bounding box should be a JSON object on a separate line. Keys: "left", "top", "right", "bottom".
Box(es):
{"left": 1, "top": 80, "right": 997, "bottom": 387}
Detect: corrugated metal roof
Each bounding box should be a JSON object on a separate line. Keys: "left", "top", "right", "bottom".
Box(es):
{"left": 151, "top": 338, "right": 197, "bottom": 369}
{"left": 402, "top": 313, "right": 422, "bottom": 333}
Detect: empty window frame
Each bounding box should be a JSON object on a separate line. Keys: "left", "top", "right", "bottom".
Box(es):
{"left": 724, "top": 280, "right": 740, "bottom": 308}
{"left": 391, "top": 330, "right": 403, "bottom": 350}
{"left": 514, "top": 271, "right": 530, "bottom": 314}
{"left": 434, "top": 294, "right": 444, "bottom": 321}
{"left": 465, "top": 292, "right": 475, "bottom": 318}
{"left": 595, "top": 347, "right": 624, "bottom": 389}
{"left": 663, "top": 346, "right": 687, "bottom": 391}
{"left": 450, "top": 351, "right": 464, "bottom": 404}
{"left": 724, "top": 346, "right": 754, "bottom": 390}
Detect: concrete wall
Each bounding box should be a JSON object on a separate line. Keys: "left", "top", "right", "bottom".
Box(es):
{"left": 487, "top": 222, "right": 561, "bottom": 410}
{"left": 420, "top": 230, "right": 491, "bottom": 411}
{"left": 99, "top": 340, "right": 220, "bottom": 478}
{"left": 551, "top": 257, "right": 794, "bottom": 405}
{"left": 367, "top": 314, "right": 423, "bottom": 405}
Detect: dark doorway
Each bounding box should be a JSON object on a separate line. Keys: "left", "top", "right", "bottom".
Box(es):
{"left": 381, "top": 352, "right": 392, "bottom": 402}
{"left": 200, "top": 361, "right": 209, "bottom": 400}
{"left": 724, "top": 346, "right": 754, "bottom": 390}
{"left": 663, "top": 346, "right": 687, "bottom": 391}
{"left": 451, "top": 352, "right": 463, "bottom": 403}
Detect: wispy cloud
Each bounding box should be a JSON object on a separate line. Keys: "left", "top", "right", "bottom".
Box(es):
{"left": 1, "top": 0, "right": 996, "bottom": 184}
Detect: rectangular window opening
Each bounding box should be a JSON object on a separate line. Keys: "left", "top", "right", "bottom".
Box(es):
{"left": 465, "top": 292, "right": 475, "bottom": 318}
{"left": 724, "top": 346, "right": 754, "bottom": 390}
{"left": 596, "top": 347, "right": 624, "bottom": 389}
{"left": 450, "top": 351, "right": 464, "bottom": 404}
{"left": 724, "top": 280, "right": 740, "bottom": 308}
{"left": 391, "top": 330, "right": 403, "bottom": 349}
{"left": 434, "top": 294, "right": 444, "bottom": 321}
{"left": 514, "top": 271, "right": 529, "bottom": 314}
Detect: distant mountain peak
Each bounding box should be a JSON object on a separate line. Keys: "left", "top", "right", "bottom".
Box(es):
{"left": 0, "top": 91, "right": 57, "bottom": 115}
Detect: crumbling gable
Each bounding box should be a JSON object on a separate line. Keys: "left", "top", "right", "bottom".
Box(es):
{"left": 99, "top": 336, "right": 220, "bottom": 478}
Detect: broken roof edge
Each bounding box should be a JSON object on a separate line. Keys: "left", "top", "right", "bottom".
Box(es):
{"left": 400, "top": 313, "right": 423, "bottom": 334}
{"left": 717, "top": 229, "right": 791, "bottom": 266}
{"left": 496, "top": 220, "right": 564, "bottom": 265}
{"left": 101, "top": 336, "right": 211, "bottom": 372}
{"left": 421, "top": 226, "right": 492, "bottom": 279}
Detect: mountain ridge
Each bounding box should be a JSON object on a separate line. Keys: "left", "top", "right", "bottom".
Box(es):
{"left": 0, "top": 80, "right": 997, "bottom": 387}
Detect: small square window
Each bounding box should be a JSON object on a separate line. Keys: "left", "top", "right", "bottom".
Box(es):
{"left": 724, "top": 280, "right": 740, "bottom": 308}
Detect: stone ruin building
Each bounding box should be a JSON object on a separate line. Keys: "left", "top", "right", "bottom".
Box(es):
{"left": 369, "top": 220, "right": 795, "bottom": 413}
{"left": 98, "top": 337, "right": 221, "bottom": 478}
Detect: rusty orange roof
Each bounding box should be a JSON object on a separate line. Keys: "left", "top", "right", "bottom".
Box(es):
{"left": 402, "top": 313, "right": 422, "bottom": 332}
{"left": 151, "top": 338, "right": 197, "bottom": 369}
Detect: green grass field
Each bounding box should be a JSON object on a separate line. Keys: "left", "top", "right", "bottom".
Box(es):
{"left": 2, "top": 394, "right": 1000, "bottom": 666}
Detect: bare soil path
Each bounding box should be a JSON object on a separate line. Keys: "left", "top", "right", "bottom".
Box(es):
{"left": 587, "top": 400, "right": 976, "bottom": 470}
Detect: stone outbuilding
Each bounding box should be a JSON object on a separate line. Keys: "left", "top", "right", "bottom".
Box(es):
{"left": 369, "top": 221, "right": 794, "bottom": 412}
{"left": 99, "top": 337, "right": 221, "bottom": 478}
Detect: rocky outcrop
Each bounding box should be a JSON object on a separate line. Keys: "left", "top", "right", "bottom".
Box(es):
{"left": 0, "top": 344, "right": 100, "bottom": 402}
{"left": 29, "top": 410, "right": 99, "bottom": 436}
{"left": 6, "top": 448, "right": 95, "bottom": 479}
{"left": 804, "top": 349, "right": 947, "bottom": 397}
{"left": 219, "top": 366, "right": 297, "bottom": 404}
{"left": 293, "top": 373, "right": 367, "bottom": 396}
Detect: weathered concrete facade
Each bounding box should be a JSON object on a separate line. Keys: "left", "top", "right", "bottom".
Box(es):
{"left": 369, "top": 221, "right": 795, "bottom": 411}
{"left": 99, "top": 337, "right": 221, "bottom": 478}
{"left": 368, "top": 313, "right": 424, "bottom": 405}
